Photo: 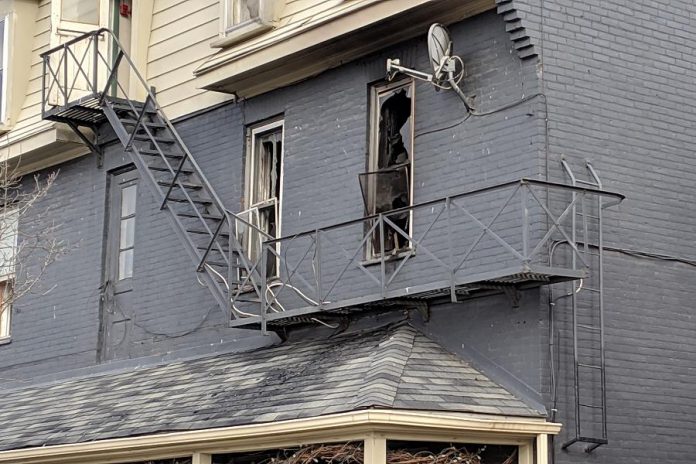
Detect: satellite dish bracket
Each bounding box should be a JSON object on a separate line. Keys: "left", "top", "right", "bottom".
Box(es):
{"left": 386, "top": 59, "right": 433, "bottom": 83}
{"left": 385, "top": 23, "right": 474, "bottom": 113}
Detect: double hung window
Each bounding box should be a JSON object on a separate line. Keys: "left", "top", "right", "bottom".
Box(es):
{"left": 224, "top": 0, "right": 260, "bottom": 31}
{"left": 239, "top": 120, "right": 283, "bottom": 279}
{"left": 0, "top": 17, "right": 8, "bottom": 123}
{"left": 218, "top": 0, "right": 282, "bottom": 45}
{"left": 0, "top": 209, "right": 17, "bottom": 340}
{"left": 106, "top": 170, "right": 138, "bottom": 290}
{"left": 60, "top": 0, "right": 99, "bottom": 25}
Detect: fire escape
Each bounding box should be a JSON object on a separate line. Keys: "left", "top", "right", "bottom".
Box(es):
{"left": 40, "top": 29, "right": 265, "bottom": 321}
{"left": 40, "top": 30, "right": 624, "bottom": 343}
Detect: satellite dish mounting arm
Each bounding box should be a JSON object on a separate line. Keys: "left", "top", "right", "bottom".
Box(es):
{"left": 386, "top": 59, "right": 433, "bottom": 83}
{"left": 385, "top": 23, "right": 474, "bottom": 113}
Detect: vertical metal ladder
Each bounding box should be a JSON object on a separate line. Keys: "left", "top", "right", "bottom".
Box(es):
{"left": 40, "top": 29, "right": 264, "bottom": 322}
{"left": 560, "top": 160, "right": 608, "bottom": 452}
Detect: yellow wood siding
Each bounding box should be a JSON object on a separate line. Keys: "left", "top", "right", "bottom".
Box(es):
{"left": 148, "top": 0, "right": 357, "bottom": 117}
{"left": 6, "top": 0, "right": 51, "bottom": 143}
{"left": 147, "top": 0, "right": 231, "bottom": 117}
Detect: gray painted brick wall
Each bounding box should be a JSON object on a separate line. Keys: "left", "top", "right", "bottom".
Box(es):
{"left": 502, "top": 0, "right": 696, "bottom": 461}
{"left": 0, "top": 10, "right": 544, "bottom": 382}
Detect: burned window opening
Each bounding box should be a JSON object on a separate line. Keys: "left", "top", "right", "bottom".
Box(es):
{"left": 240, "top": 121, "right": 283, "bottom": 280}
{"left": 361, "top": 80, "right": 414, "bottom": 258}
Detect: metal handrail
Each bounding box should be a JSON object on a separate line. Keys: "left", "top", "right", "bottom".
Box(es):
{"left": 42, "top": 28, "right": 232, "bottom": 222}
{"left": 41, "top": 28, "right": 270, "bottom": 314}
{"left": 262, "top": 178, "right": 624, "bottom": 245}
{"left": 229, "top": 178, "right": 624, "bottom": 323}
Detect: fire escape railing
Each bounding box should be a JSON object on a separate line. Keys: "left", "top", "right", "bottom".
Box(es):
{"left": 40, "top": 29, "right": 270, "bottom": 320}
{"left": 230, "top": 179, "right": 623, "bottom": 330}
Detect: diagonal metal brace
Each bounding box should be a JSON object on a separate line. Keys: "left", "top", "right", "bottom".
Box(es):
{"left": 64, "top": 120, "right": 103, "bottom": 165}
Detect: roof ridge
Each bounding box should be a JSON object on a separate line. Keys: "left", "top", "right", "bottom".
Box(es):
{"left": 390, "top": 325, "right": 543, "bottom": 417}
{"left": 353, "top": 323, "right": 417, "bottom": 409}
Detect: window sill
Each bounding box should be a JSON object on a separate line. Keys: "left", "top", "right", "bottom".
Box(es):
{"left": 211, "top": 20, "right": 273, "bottom": 49}
{"left": 0, "top": 336, "right": 12, "bottom": 346}
{"left": 361, "top": 249, "right": 414, "bottom": 267}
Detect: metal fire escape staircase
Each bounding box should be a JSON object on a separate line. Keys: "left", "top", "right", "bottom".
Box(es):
{"left": 40, "top": 29, "right": 264, "bottom": 321}
{"left": 556, "top": 160, "right": 609, "bottom": 452}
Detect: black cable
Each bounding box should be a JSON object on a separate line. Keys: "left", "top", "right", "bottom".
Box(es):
{"left": 605, "top": 245, "right": 696, "bottom": 267}
{"left": 470, "top": 92, "right": 544, "bottom": 116}
{"left": 101, "top": 279, "right": 218, "bottom": 339}
{"left": 414, "top": 93, "right": 544, "bottom": 139}
{"left": 414, "top": 112, "right": 471, "bottom": 139}
{"left": 567, "top": 241, "right": 696, "bottom": 268}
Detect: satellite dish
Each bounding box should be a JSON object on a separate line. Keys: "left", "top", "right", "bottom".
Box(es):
{"left": 427, "top": 24, "right": 453, "bottom": 85}
{"left": 385, "top": 23, "right": 473, "bottom": 112}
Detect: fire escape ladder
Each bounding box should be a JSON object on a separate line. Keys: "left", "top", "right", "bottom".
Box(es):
{"left": 39, "top": 29, "right": 265, "bottom": 322}
{"left": 560, "top": 160, "right": 608, "bottom": 453}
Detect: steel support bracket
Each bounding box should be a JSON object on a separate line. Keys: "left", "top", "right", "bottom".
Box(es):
{"left": 65, "top": 120, "right": 103, "bottom": 167}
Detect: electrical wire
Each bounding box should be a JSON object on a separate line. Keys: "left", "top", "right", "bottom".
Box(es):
{"left": 414, "top": 93, "right": 544, "bottom": 139}
{"left": 101, "top": 279, "right": 218, "bottom": 339}
{"left": 563, "top": 241, "right": 696, "bottom": 268}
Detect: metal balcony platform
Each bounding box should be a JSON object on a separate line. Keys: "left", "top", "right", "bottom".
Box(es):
{"left": 228, "top": 178, "right": 624, "bottom": 331}
{"left": 230, "top": 264, "right": 585, "bottom": 329}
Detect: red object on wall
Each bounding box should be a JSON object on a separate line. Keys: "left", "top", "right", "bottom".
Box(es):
{"left": 119, "top": 2, "right": 131, "bottom": 18}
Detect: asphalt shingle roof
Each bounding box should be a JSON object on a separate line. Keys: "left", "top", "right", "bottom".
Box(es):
{"left": 0, "top": 323, "right": 541, "bottom": 451}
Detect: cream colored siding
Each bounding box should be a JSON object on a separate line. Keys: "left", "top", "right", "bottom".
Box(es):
{"left": 148, "top": 0, "right": 354, "bottom": 116}
{"left": 195, "top": 0, "right": 373, "bottom": 74}
{"left": 147, "top": 0, "right": 230, "bottom": 116}
{"left": 8, "top": 0, "right": 51, "bottom": 142}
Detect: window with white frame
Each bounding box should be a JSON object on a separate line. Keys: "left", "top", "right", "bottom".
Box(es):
{"left": 0, "top": 16, "right": 8, "bottom": 124}
{"left": 219, "top": 0, "right": 281, "bottom": 43}
{"left": 224, "top": 0, "right": 260, "bottom": 30}
{"left": 239, "top": 119, "right": 283, "bottom": 279}
{"left": 0, "top": 209, "right": 18, "bottom": 340}
{"left": 360, "top": 79, "right": 415, "bottom": 258}
{"left": 60, "top": 0, "right": 99, "bottom": 25}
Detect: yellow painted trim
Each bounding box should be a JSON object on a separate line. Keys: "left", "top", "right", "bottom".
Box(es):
{"left": 0, "top": 410, "right": 561, "bottom": 464}
{"left": 364, "top": 433, "right": 387, "bottom": 464}
{"left": 0, "top": 123, "right": 91, "bottom": 174}
{"left": 192, "top": 452, "right": 212, "bottom": 464}
{"left": 129, "top": 0, "right": 154, "bottom": 102}
{"left": 536, "top": 434, "right": 549, "bottom": 464}
{"left": 518, "top": 442, "right": 533, "bottom": 464}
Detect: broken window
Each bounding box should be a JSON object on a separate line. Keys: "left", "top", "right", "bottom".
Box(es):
{"left": 240, "top": 119, "right": 283, "bottom": 279}
{"left": 360, "top": 80, "right": 414, "bottom": 258}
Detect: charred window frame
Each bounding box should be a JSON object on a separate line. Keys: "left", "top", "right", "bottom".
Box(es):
{"left": 361, "top": 79, "right": 415, "bottom": 259}
{"left": 240, "top": 119, "right": 284, "bottom": 279}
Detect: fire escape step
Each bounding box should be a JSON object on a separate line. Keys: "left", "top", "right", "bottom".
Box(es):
{"left": 109, "top": 101, "right": 157, "bottom": 112}
{"left": 168, "top": 197, "right": 213, "bottom": 205}
{"left": 121, "top": 119, "right": 166, "bottom": 129}
{"left": 133, "top": 134, "right": 176, "bottom": 144}
{"left": 187, "top": 228, "right": 230, "bottom": 236}
{"left": 148, "top": 165, "right": 194, "bottom": 174}
{"left": 156, "top": 180, "right": 202, "bottom": 190}
{"left": 176, "top": 212, "right": 223, "bottom": 220}
{"left": 138, "top": 148, "right": 184, "bottom": 159}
